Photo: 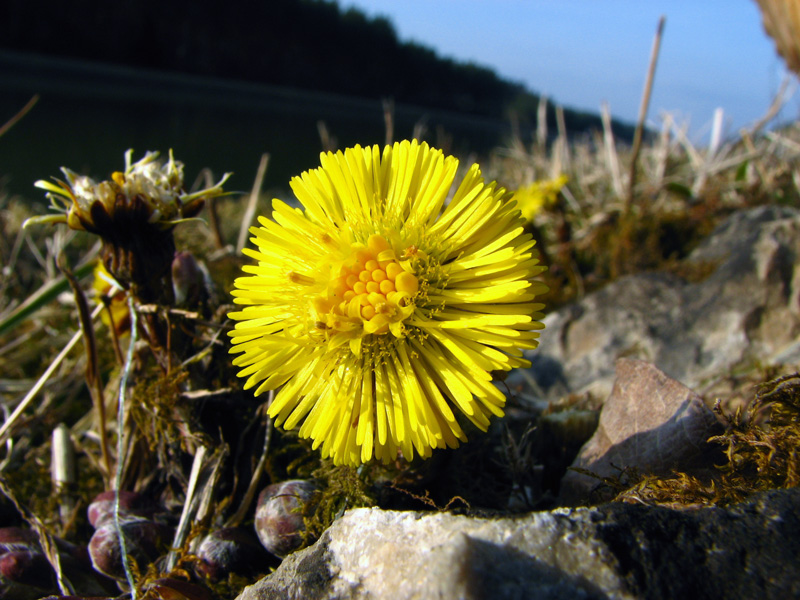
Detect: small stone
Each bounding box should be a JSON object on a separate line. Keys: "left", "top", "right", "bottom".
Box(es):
{"left": 254, "top": 480, "right": 318, "bottom": 558}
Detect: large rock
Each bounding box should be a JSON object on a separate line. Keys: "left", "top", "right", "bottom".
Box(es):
{"left": 517, "top": 206, "right": 800, "bottom": 401}
{"left": 236, "top": 489, "right": 800, "bottom": 600}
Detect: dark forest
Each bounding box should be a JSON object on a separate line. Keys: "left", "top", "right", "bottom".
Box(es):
{"left": 0, "top": 0, "right": 635, "bottom": 139}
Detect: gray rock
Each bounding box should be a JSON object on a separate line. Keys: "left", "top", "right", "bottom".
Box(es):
{"left": 515, "top": 206, "right": 800, "bottom": 402}
{"left": 236, "top": 489, "right": 800, "bottom": 600}
{"left": 558, "top": 359, "right": 722, "bottom": 505}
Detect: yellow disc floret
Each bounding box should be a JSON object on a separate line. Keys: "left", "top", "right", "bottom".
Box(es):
{"left": 313, "top": 234, "right": 418, "bottom": 342}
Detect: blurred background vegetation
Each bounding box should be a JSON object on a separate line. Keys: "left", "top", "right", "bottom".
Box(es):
{"left": 0, "top": 0, "right": 635, "bottom": 200}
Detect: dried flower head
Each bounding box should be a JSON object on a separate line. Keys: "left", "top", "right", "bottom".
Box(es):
{"left": 29, "top": 149, "right": 227, "bottom": 233}
{"left": 27, "top": 150, "right": 229, "bottom": 297}
{"left": 228, "top": 140, "right": 547, "bottom": 466}
{"left": 755, "top": 0, "right": 800, "bottom": 75}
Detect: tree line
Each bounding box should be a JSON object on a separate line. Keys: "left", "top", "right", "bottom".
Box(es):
{"left": 0, "top": 0, "right": 634, "bottom": 140}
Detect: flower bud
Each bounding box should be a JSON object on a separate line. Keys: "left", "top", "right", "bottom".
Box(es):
{"left": 88, "top": 516, "right": 169, "bottom": 581}
{"left": 254, "top": 480, "right": 318, "bottom": 558}
{"left": 0, "top": 527, "right": 39, "bottom": 554}
{"left": 87, "top": 490, "right": 156, "bottom": 528}
{"left": 172, "top": 251, "right": 206, "bottom": 306}
{"left": 144, "top": 577, "right": 214, "bottom": 600}
{"left": 0, "top": 550, "right": 53, "bottom": 587}
{"left": 195, "top": 527, "right": 271, "bottom": 581}
{"left": 40, "top": 597, "right": 114, "bottom": 600}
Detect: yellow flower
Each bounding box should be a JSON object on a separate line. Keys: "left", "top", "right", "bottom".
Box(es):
{"left": 228, "top": 140, "right": 547, "bottom": 466}
{"left": 512, "top": 175, "right": 568, "bottom": 222}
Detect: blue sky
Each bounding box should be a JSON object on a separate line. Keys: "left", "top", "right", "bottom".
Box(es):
{"left": 340, "top": 0, "right": 797, "bottom": 142}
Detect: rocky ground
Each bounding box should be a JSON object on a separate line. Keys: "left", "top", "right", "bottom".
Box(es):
{"left": 234, "top": 205, "right": 800, "bottom": 600}
{"left": 239, "top": 489, "right": 800, "bottom": 600}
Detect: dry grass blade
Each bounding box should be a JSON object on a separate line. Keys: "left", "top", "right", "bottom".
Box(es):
{"left": 601, "top": 102, "right": 624, "bottom": 199}
{"left": 189, "top": 445, "right": 229, "bottom": 551}
{"left": 626, "top": 15, "right": 665, "bottom": 212}
{"left": 61, "top": 259, "right": 112, "bottom": 485}
{"left": 0, "top": 304, "right": 103, "bottom": 449}
{"left": 554, "top": 104, "right": 570, "bottom": 173}
{"left": 51, "top": 423, "right": 76, "bottom": 525}
{"left": 746, "top": 76, "right": 793, "bottom": 136}
{"left": 114, "top": 294, "right": 139, "bottom": 598}
{"left": 692, "top": 107, "right": 726, "bottom": 197}
{"left": 536, "top": 95, "right": 548, "bottom": 150}
{"left": 317, "top": 120, "right": 336, "bottom": 153}
{"left": 200, "top": 168, "right": 227, "bottom": 250}
{"left": 0, "top": 94, "right": 39, "bottom": 139}
{"left": 225, "top": 390, "right": 274, "bottom": 528}
{"left": 383, "top": 97, "right": 395, "bottom": 146}
{"left": 165, "top": 444, "right": 207, "bottom": 572}
{"left": 236, "top": 153, "right": 270, "bottom": 254}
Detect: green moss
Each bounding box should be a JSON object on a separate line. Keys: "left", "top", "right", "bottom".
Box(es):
{"left": 129, "top": 367, "right": 193, "bottom": 452}
{"left": 303, "top": 463, "right": 377, "bottom": 542}
{"left": 710, "top": 373, "right": 800, "bottom": 492}
{"left": 1, "top": 438, "right": 105, "bottom": 541}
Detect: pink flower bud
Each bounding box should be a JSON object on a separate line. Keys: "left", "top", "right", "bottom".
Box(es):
{"left": 196, "top": 527, "right": 272, "bottom": 581}
{"left": 88, "top": 517, "right": 169, "bottom": 581}
{"left": 254, "top": 480, "right": 318, "bottom": 558}
{"left": 87, "top": 491, "right": 156, "bottom": 528}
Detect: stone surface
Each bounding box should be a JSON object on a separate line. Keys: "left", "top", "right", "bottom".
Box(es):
{"left": 236, "top": 489, "right": 800, "bottom": 600}
{"left": 514, "top": 206, "right": 800, "bottom": 402}
{"left": 559, "top": 359, "right": 722, "bottom": 505}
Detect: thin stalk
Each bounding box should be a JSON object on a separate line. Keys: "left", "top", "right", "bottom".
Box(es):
{"left": 555, "top": 104, "right": 570, "bottom": 173}
{"left": 52, "top": 423, "right": 76, "bottom": 526}
{"left": 61, "top": 261, "right": 112, "bottom": 485}
{"left": 201, "top": 169, "right": 226, "bottom": 250}
{"left": 626, "top": 15, "right": 666, "bottom": 213}
{"left": 0, "top": 94, "right": 39, "bottom": 138}
{"left": 237, "top": 153, "right": 270, "bottom": 253}
{"left": 536, "top": 95, "right": 548, "bottom": 151}
{"left": 115, "top": 294, "right": 139, "bottom": 597}
{"left": 165, "top": 445, "right": 207, "bottom": 572}
{"left": 383, "top": 97, "right": 395, "bottom": 146}
{"left": 601, "top": 103, "right": 624, "bottom": 199}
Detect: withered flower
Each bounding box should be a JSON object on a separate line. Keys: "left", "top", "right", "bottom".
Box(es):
{"left": 27, "top": 150, "right": 229, "bottom": 302}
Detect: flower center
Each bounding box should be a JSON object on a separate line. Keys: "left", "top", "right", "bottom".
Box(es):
{"left": 313, "top": 234, "right": 418, "bottom": 336}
